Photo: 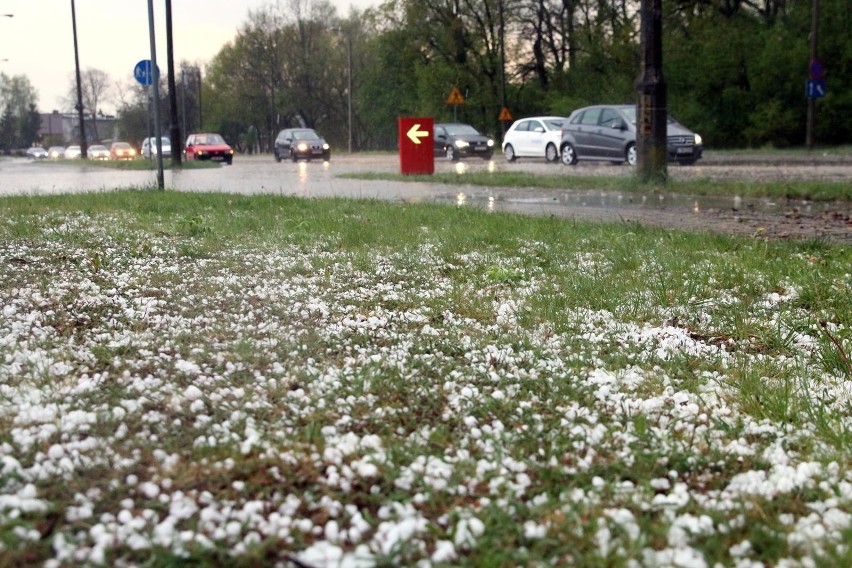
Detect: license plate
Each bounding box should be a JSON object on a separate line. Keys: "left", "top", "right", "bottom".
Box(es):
{"left": 212, "top": 156, "right": 225, "bottom": 161}
{"left": 676, "top": 147, "right": 692, "bottom": 154}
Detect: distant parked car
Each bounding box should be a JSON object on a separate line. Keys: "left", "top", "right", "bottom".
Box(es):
{"left": 502, "top": 116, "right": 568, "bottom": 163}
{"left": 26, "top": 146, "right": 48, "bottom": 160}
{"left": 47, "top": 146, "right": 65, "bottom": 159}
{"left": 64, "top": 145, "right": 82, "bottom": 159}
{"left": 88, "top": 144, "right": 110, "bottom": 160}
{"left": 434, "top": 123, "right": 494, "bottom": 161}
{"left": 110, "top": 141, "right": 136, "bottom": 160}
{"left": 273, "top": 128, "right": 330, "bottom": 162}
{"left": 141, "top": 136, "right": 172, "bottom": 159}
{"left": 184, "top": 133, "right": 234, "bottom": 165}
{"left": 560, "top": 104, "right": 703, "bottom": 166}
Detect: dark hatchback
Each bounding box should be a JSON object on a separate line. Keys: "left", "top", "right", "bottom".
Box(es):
{"left": 274, "top": 128, "right": 330, "bottom": 162}
{"left": 560, "top": 104, "right": 703, "bottom": 166}
{"left": 434, "top": 123, "right": 495, "bottom": 161}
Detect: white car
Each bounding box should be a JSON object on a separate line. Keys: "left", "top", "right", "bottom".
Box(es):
{"left": 502, "top": 116, "right": 569, "bottom": 163}
{"left": 141, "top": 136, "right": 172, "bottom": 159}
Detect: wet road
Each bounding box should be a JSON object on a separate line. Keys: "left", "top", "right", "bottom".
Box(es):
{"left": 1, "top": 153, "right": 850, "bottom": 243}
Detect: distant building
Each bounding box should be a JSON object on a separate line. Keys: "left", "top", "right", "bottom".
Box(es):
{"left": 39, "top": 110, "right": 119, "bottom": 147}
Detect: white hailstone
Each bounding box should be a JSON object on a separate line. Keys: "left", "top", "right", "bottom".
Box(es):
{"left": 184, "top": 385, "right": 203, "bottom": 401}
{"left": 431, "top": 540, "right": 457, "bottom": 563}
{"left": 225, "top": 520, "right": 242, "bottom": 538}
{"left": 324, "top": 520, "right": 340, "bottom": 542}
{"left": 491, "top": 389, "right": 506, "bottom": 401}
{"left": 523, "top": 520, "right": 547, "bottom": 539}
{"left": 139, "top": 482, "right": 160, "bottom": 499}
{"left": 189, "top": 399, "right": 205, "bottom": 413}
{"left": 454, "top": 517, "right": 485, "bottom": 549}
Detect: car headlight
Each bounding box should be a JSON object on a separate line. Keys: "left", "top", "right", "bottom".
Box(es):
{"left": 694, "top": 134, "right": 703, "bottom": 146}
{"left": 323, "top": 143, "right": 330, "bottom": 150}
{"left": 487, "top": 139, "right": 494, "bottom": 147}
{"left": 297, "top": 142, "right": 308, "bottom": 152}
{"left": 455, "top": 140, "right": 469, "bottom": 149}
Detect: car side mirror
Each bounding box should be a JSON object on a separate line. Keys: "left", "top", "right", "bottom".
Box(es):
{"left": 534, "top": 127, "right": 544, "bottom": 133}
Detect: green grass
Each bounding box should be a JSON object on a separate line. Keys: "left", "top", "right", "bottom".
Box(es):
{"left": 0, "top": 190, "right": 850, "bottom": 566}
{"left": 343, "top": 170, "right": 852, "bottom": 201}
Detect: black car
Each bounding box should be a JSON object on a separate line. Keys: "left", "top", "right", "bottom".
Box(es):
{"left": 434, "top": 123, "right": 494, "bottom": 161}
{"left": 560, "top": 104, "right": 703, "bottom": 166}
{"left": 274, "top": 128, "right": 331, "bottom": 162}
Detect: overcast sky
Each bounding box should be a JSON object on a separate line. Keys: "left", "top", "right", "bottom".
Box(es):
{"left": 0, "top": 0, "right": 376, "bottom": 114}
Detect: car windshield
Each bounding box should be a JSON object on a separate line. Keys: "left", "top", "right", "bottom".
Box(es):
{"left": 113, "top": 143, "right": 131, "bottom": 149}
{"left": 293, "top": 130, "right": 319, "bottom": 140}
{"left": 90, "top": 145, "right": 107, "bottom": 151}
{"left": 197, "top": 134, "right": 224, "bottom": 145}
{"left": 444, "top": 124, "right": 481, "bottom": 136}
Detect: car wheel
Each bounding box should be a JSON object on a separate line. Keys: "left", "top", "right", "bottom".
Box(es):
{"left": 503, "top": 144, "right": 516, "bottom": 162}
{"left": 560, "top": 143, "right": 577, "bottom": 166}
{"left": 274, "top": 149, "right": 281, "bottom": 163}
{"left": 545, "top": 143, "right": 558, "bottom": 163}
{"left": 446, "top": 146, "right": 458, "bottom": 161}
{"left": 626, "top": 144, "right": 637, "bottom": 166}
{"left": 323, "top": 153, "right": 331, "bottom": 162}
{"left": 481, "top": 152, "right": 493, "bottom": 161}
{"left": 290, "top": 150, "right": 297, "bottom": 162}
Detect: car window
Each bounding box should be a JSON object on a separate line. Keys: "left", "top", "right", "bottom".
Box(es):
{"left": 435, "top": 126, "right": 446, "bottom": 138}
{"left": 529, "top": 121, "right": 544, "bottom": 132}
{"left": 579, "top": 109, "right": 601, "bottom": 125}
{"left": 543, "top": 118, "right": 566, "bottom": 130}
{"left": 599, "top": 108, "right": 621, "bottom": 128}
{"left": 515, "top": 121, "right": 529, "bottom": 132}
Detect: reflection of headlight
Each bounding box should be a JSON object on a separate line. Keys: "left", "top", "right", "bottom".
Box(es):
{"left": 694, "top": 134, "right": 702, "bottom": 145}
{"left": 487, "top": 139, "right": 494, "bottom": 147}
{"left": 297, "top": 142, "right": 308, "bottom": 151}
{"left": 323, "top": 143, "right": 330, "bottom": 150}
{"left": 455, "top": 140, "right": 469, "bottom": 149}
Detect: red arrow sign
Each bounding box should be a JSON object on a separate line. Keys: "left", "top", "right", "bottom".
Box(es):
{"left": 398, "top": 117, "right": 434, "bottom": 175}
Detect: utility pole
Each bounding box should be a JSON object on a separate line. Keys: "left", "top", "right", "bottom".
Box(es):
{"left": 165, "top": 0, "right": 181, "bottom": 166}
{"left": 147, "top": 0, "right": 164, "bottom": 190}
{"left": 70, "top": 0, "right": 87, "bottom": 159}
{"left": 634, "top": 0, "right": 667, "bottom": 183}
{"left": 805, "top": 0, "right": 819, "bottom": 149}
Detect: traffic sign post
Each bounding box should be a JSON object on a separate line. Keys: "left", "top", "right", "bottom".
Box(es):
{"left": 805, "top": 79, "right": 826, "bottom": 99}
{"left": 134, "top": 59, "right": 159, "bottom": 86}
{"left": 398, "top": 117, "right": 434, "bottom": 175}
{"left": 447, "top": 87, "right": 464, "bottom": 122}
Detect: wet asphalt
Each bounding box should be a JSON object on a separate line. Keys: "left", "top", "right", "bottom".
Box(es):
{"left": 1, "top": 152, "right": 850, "bottom": 242}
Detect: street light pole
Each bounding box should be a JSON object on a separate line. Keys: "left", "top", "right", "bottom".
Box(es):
{"left": 346, "top": 32, "right": 352, "bottom": 154}
{"left": 70, "top": 0, "right": 87, "bottom": 159}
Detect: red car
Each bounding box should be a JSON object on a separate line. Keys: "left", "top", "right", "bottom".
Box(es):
{"left": 184, "top": 133, "right": 234, "bottom": 165}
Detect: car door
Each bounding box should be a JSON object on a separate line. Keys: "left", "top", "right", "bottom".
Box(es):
{"left": 507, "top": 120, "right": 530, "bottom": 155}
{"left": 276, "top": 130, "right": 293, "bottom": 154}
{"left": 595, "top": 107, "right": 630, "bottom": 159}
{"left": 567, "top": 108, "right": 601, "bottom": 157}
{"left": 527, "top": 119, "right": 552, "bottom": 157}
{"left": 434, "top": 126, "right": 448, "bottom": 156}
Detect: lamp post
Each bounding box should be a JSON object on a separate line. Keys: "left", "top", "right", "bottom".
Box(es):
{"left": 331, "top": 27, "right": 353, "bottom": 153}
{"left": 70, "top": 0, "right": 87, "bottom": 159}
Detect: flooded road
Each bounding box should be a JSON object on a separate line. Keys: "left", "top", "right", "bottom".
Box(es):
{"left": 1, "top": 153, "right": 850, "bottom": 243}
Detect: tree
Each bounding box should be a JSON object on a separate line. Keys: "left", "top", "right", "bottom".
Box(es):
{"left": 0, "top": 73, "right": 40, "bottom": 149}
{"left": 65, "top": 67, "right": 111, "bottom": 140}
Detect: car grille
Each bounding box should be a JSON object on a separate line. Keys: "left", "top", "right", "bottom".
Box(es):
{"left": 667, "top": 136, "right": 694, "bottom": 148}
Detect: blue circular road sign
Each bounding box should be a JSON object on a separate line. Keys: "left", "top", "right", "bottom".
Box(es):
{"left": 134, "top": 59, "right": 158, "bottom": 86}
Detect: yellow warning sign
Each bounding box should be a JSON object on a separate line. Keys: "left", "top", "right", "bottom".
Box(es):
{"left": 447, "top": 87, "right": 465, "bottom": 105}
{"left": 498, "top": 107, "right": 513, "bottom": 122}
